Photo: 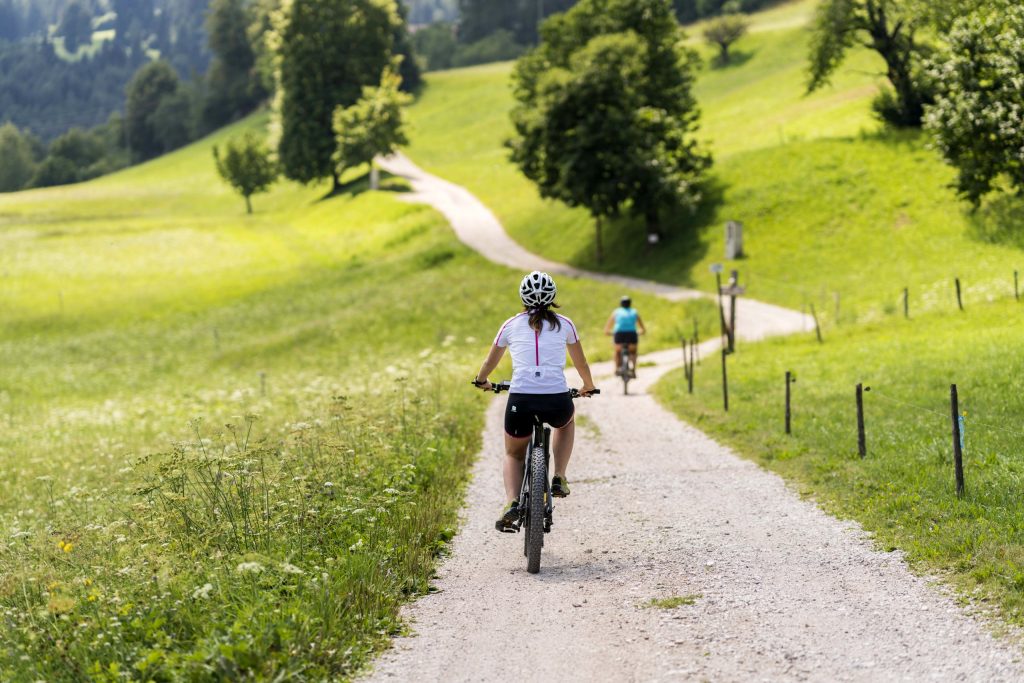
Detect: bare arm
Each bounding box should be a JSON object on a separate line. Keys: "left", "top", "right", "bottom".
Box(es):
{"left": 603, "top": 314, "right": 616, "bottom": 335}
{"left": 636, "top": 314, "right": 647, "bottom": 335}
{"left": 567, "top": 341, "right": 596, "bottom": 394}
{"left": 474, "top": 345, "right": 506, "bottom": 390}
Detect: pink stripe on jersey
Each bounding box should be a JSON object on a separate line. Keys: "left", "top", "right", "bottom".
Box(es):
{"left": 556, "top": 314, "right": 579, "bottom": 343}
{"left": 494, "top": 312, "right": 528, "bottom": 346}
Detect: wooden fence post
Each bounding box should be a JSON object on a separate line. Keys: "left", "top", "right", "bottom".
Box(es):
{"left": 903, "top": 287, "right": 909, "bottom": 319}
{"left": 856, "top": 383, "right": 866, "bottom": 458}
{"left": 1015, "top": 271, "right": 1019, "bottom": 302}
{"left": 785, "top": 370, "right": 794, "bottom": 434}
{"left": 810, "top": 303, "right": 823, "bottom": 343}
{"left": 687, "top": 340, "right": 695, "bottom": 394}
{"left": 955, "top": 278, "right": 963, "bottom": 311}
{"left": 951, "top": 384, "right": 965, "bottom": 498}
{"left": 693, "top": 319, "right": 700, "bottom": 364}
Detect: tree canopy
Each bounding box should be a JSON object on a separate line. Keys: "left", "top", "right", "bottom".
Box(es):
{"left": 508, "top": 0, "right": 710, "bottom": 256}
{"left": 332, "top": 63, "right": 411, "bottom": 176}
{"left": 271, "top": 0, "right": 401, "bottom": 186}
{"left": 214, "top": 132, "right": 279, "bottom": 213}
{"left": 925, "top": 1, "right": 1024, "bottom": 206}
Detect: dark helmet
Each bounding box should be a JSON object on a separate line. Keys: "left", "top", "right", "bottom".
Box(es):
{"left": 620, "top": 296, "right": 632, "bottom": 308}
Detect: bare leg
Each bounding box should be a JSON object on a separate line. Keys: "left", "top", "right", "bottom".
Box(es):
{"left": 552, "top": 419, "right": 575, "bottom": 479}
{"left": 613, "top": 343, "right": 622, "bottom": 372}
{"left": 503, "top": 434, "right": 530, "bottom": 503}
{"left": 628, "top": 343, "right": 639, "bottom": 371}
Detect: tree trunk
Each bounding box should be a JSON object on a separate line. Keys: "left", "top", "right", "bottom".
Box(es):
{"left": 865, "top": 0, "right": 924, "bottom": 126}
{"left": 245, "top": 194, "right": 252, "bottom": 214}
{"left": 332, "top": 170, "right": 342, "bottom": 194}
{"left": 594, "top": 215, "right": 603, "bottom": 264}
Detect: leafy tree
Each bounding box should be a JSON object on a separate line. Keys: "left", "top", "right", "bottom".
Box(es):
{"left": 58, "top": 1, "right": 93, "bottom": 53}
{"left": 332, "top": 63, "right": 411, "bottom": 177}
{"left": 412, "top": 22, "right": 457, "bottom": 71}
{"left": 925, "top": 1, "right": 1024, "bottom": 206}
{"left": 125, "top": 60, "right": 185, "bottom": 160}
{"left": 508, "top": 0, "right": 710, "bottom": 256}
{"left": 0, "top": 122, "right": 36, "bottom": 192}
{"left": 703, "top": 11, "right": 748, "bottom": 65}
{"left": 203, "top": 0, "right": 263, "bottom": 130}
{"left": 213, "top": 132, "right": 279, "bottom": 213}
{"left": 271, "top": 0, "right": 400, "bottom": 187}
{"left": 49, "top": 128, "right": 106, "bottom": 169}
{"left": 30, "top": 155, "right": 79, "bottom": 188}
{"left": 806, "top": 0, "right": 946, "bottom": 127}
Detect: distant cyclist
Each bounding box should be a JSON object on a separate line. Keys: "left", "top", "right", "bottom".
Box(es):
{"left": 473, "top": 271, "right": 597, "bottom": 531}
{"left": 604, "top": 296, "right": 646, "bottom": 378}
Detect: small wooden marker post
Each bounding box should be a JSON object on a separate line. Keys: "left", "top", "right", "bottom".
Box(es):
{"left": 213, "top": 328, "right": 221, "bottom": 352}
{"left": 728, "top": 270, "right": 739, "bottom": 353}
{"left": 260, "top": 372, "right": 267, "bottom": 397}
{"left": 785, "top": 370, "right": 794, "bottom": 435}
{"left": 856, "top": 383, "right": 867, "bottom": 458}
{"left": 809, "top": 303, "right": 823, "bottom": 343}
{"left": 721, "top": 347, "right": 729, "bottom": 412}
{"left": 903, "top": 287, "right": 909, "bottom": 319}
{"left": 955, "top": 277, "right": 963, "bottom": 311}
{"left": 687, "top": 340, "right": 695, "bottom": 394}
{"left": 950, "top": 384, "right": 965, "bottom": 498}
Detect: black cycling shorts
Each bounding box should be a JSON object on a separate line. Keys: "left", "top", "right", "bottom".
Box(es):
{"left": 614, "top": 331, "right": 638, "bottom": 344}
{"left": 504, "top": 392, "right": 574, "bottom": 438}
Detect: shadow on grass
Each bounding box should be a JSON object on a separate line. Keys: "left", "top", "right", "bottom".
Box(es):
{"left": 967, "top": 193, "right": 1024, "bottom": 250}
{"left": 318, "top": 170, "right": 412, "bottom": 202}
{"left": 708, "top": 48, "right": 756, "bottom": 70}
{"left": 566, "top": 177, "right": 725, "bottom": 288}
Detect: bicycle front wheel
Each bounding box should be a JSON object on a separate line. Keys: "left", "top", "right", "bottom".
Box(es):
{"left": 525, "top": 444, "right": 546, "bottom": 574}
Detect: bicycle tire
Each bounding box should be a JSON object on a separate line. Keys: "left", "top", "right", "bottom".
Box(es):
{"left": 525, "top": 444, "right": 546, "bottom": 573}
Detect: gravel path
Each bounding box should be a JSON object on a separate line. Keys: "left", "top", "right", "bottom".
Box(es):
{"left": 364, "top": 156, "right": 1024, "bottom": 681}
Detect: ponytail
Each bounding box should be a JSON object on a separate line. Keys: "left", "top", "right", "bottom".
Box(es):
{"left": 526, "top": 303, "right": 561, "bottom": 332}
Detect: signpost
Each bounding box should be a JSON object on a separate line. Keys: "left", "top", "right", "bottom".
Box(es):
{"left": 712, "top": 264, "right": 745, "bottom": 354}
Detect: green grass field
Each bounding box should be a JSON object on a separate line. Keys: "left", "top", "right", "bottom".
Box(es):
{"left": 404, "top": 0, "right": 1024, "bottom": 322}
{"left": 0, "top": 111, "right": 714, "bottom": 678}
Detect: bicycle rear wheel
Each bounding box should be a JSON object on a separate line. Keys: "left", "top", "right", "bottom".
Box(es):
{"left": 525, "top": 444, "right": 546, "bottom": 573}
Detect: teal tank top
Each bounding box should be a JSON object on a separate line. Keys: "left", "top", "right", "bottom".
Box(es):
{"left": 613, "top": 307, "right": 638, "bottom": 333}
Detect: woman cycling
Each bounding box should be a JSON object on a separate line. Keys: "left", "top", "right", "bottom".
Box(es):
{"left": 604, "top": 295, "right": 646, "bottom": 378}
{"left": 473, "top": 271, "right": 597, "bottom": 531}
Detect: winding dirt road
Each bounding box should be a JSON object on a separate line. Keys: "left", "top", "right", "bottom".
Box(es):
{"left": 365, "top": 155, "right": 1024, "bottom": 682}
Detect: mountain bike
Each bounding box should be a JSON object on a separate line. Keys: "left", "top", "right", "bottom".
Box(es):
{"left": 616, "top": 344, "right": 632, "bottom": 395}
{"left": 488, "top": 381, "right": 599, "bottom": 573}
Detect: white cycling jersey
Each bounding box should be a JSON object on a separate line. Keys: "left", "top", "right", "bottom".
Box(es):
{"left": 493, "top": 312, "right": 580, "bottom": 394}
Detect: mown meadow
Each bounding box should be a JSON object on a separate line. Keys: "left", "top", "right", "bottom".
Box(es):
{"left": 404, "top": 0, "right": 1024, "bottom": 323}
{"left": 0, "top": 112, "right": 715, "bottom": 679}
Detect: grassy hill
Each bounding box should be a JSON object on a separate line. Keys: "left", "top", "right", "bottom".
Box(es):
{"left": 0, "top": 113, "right": 714, "bottom": 678}
{"left": 404, "top": 0, "right": 1024, "bottom": 324}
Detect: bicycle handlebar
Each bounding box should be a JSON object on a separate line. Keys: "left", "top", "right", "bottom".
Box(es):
{"left": 471, "top": 379, "right": 599, "bottom": 397}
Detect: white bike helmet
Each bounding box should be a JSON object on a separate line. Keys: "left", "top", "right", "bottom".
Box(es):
{"left": 519, "top": 270, "right": 557, "bottom": 307}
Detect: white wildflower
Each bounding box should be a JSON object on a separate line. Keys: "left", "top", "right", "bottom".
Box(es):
{"left": 280, "top": 563, "right": 304, "bottom": 575}
{"left": 191, "top": 583, "right": 214, "bottom": 600}
{"left": 235, "top": 561, "right": 264, "bottom": 575}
